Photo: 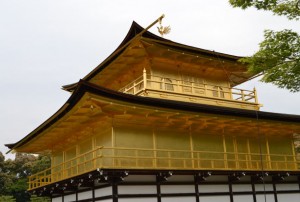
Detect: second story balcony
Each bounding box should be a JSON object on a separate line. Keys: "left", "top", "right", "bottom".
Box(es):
{"left": 119, "top": 70, "right": 260, "bottom": 110}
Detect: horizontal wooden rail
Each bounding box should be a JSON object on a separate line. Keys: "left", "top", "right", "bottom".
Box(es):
{"left": 119, "top": 73, "right": 259, "bottom": 105}
{"left": 28, "top": 146, "right": 300, "bottom": 190}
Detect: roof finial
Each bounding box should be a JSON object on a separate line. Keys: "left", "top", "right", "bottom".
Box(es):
{"left": 157, "top": 15, "right": 171, "bottom": 37}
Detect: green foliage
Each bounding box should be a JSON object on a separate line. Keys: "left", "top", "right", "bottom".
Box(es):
{"left": 229, "top": 0, "right": 300, "bottom": 92}
{"left": 240, "top": 30, "right": 300, "bottom": 92}
{"left": 0, "top": 152, "right": 51, "bottom": 202}
{"left": 229, "top": 0, "right": 300, "bottom": 20}
{"left": 0, "top": 195, "right": 16, "bottom": 202}
{"left": 30, "top": 195, "right": 51, "bottom": 202}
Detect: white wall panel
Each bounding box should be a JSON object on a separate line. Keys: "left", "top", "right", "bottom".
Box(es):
{"left": 232, "top": 184, "right": 252, "bottom": 192}
{"left": 255, "top": 184, "right": 273, "bottom": 191}
{"left": 161, "top": 185, "right": 194, "bottom": 193}
{"left": 119, "top": 185, "right": 156, "bottom": 194}
{"left": 95, "top": 199, "right": 112, "bottom": 202}
{"left": 52, "top": 197, "right": 62, "bottom": 202}
{"left": 199, "top": 196, "right": 230, "bottom": 202}
{"left": 95, "top": 186, "right": 112, "bottom": 198}
{"left": 162, "top": 196, "right": 195, "bottom": 202}
{"left": 256, "top": 194, "right": 275, "bottom": 202}
{"left": 233, "top": 195, "right": 254, "bottom": 202}
{"left": 276, "top": 183, "right": 299, "bottom": 191}
{"left": 78, "top": 190, "right": 92, "bottom": 200}
{"left": 278, "top": 193, "right": 300, "bottom": 201}
{"left": 64, "top": 194, "right": 76, "bottom": 202}
{"left": 199, "top": 184, "right": 229, "bottom": 192}
{"left": 119, "top": 198, "right": 157, "bottom": 202}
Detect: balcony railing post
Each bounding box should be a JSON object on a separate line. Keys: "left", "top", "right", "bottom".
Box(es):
{"left": 143, "top": 68, "right": 147, "bottom": 90}
{"left": 253, "top": 87, "right": 258, "bottom": 104}
{"left": 241, "top": 90, "right": 245, "bottom": 101}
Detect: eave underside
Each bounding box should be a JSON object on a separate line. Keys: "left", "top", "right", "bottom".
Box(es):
{"left": 9, "top": 81, "right": 300, "bottom": 154}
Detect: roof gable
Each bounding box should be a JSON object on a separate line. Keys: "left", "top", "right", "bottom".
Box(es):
{"left": 62, "top": 21, "right": 256, "bottom": 91}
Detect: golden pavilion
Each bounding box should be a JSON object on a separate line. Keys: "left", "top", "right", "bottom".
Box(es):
{"left": 6, "top": 16, "right": 300, "bottom": 202}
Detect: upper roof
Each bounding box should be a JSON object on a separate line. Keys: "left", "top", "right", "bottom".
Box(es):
{"left": 63, "top": 21, "right": 257, "bottom": 91}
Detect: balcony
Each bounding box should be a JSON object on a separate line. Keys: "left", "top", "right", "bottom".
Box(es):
{"left": 119, "top": 70, "right": 260, "bottom": 110}
{"left": 28, "top": 146, "right": 299, "bottom": 190}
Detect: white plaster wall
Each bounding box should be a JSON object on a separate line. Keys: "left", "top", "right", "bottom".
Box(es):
{"left": 118, "top": 185, "right": 156, "bottom": 194}
{"left": 64, "top": 194, "right": 76, "bottom": 202}
{"left": 199, "top": 184, "right": 229, "bottom": 192}
{"left": 256, "top": 194, "right": 275, "bottom": 202}
{"left": 255, "top": 184, "right": 273, "bottom": 191}
{"left": 232, "top": 184, "right": 252, "bottom": 192}
{"left": 119, "top": 198, "right": 157, "bottom": 202}
{"left": 277, "top": 193, "right": 300, "bottom": 201}
{"left": 95, "top": 199, "right": 112, "bottom": 202}
{"left": 233, "top": 195, "right": 254, "bottom": 202}
{"left": 161, "top": 185, "right": 194, "bottom": 193}
{"left": 51, "top": 197, "right": 62, "bottom": 202}
{"left": 78, "top": 190, "right": 92, "bottom": 200}
{"left": 276, "top": 183, "right": 299, "bottom": 191}
{"left": 162, "top": 196, "right": 195, "bottom": 202}
{"left": 199, "top": 196, "right": 230, "bottom": 202}
{"left": 95, "top": 186, "right": 112, "bottom": 198}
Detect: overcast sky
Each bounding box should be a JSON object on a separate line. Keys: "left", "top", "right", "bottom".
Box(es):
{"left": 1, "top": 0, "right": 299, "bottom": 159}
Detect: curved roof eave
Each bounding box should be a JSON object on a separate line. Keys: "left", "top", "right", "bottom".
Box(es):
{"left": 62, "top": 21, "right": 251, "bottom": 92}
{"left": 8, "top": 80, "right": 300, "bottom": 151}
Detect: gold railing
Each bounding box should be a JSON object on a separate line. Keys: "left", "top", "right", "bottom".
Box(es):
{"left": 119, "top": 70, "right": 258, "bottom": 105}
{"left": 28, "top": 147, "right": 299, "bottom": 190}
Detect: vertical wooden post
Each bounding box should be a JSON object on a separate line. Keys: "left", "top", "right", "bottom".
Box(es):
{"left": 189, "top": 128, "right": 195, "bottom": 169}
{"left": 251, "top": 177, "right": 257, "bottom": 202}
{"left": 253, "top": 87, "right": 258, "bottom": 103}
{"left": 241, "top": 90, "right": 245, "bottom": 101}
{"left": 228, "top": 176, "right": 234, "bottom": 202}
{"left": 223, "top": 134, "right": 228, "bottom": 169}
{"left": 143, "top": 68, "right": 147, "bottom": 91}
{"left": 112, "top": 180, "right": 118, "bottom": 202}
{"left": 291, "top": 138, "right": 297, "bottom": 170}
{"left": 194, "top": 175, "right": 200, "bottom": 202}
{"left": 153, "top": 129, "right": 157, "bottom": 168}
{"left": 266, "top": 138, "right": 271, "bottom": 169}
{"left": 247, "top": 138, "right": 251, "bottom": 169}
{"left": 272, "top": 179, "right": 278, "bottom": 202}
{"left": 156, "top": 175, "right": 162, "bottom": 202}
{"left": 233, "top": 137, "right": 239, "bottom": 169}
{"left": 112, "top": 119, "right": 115, "bottom": 168}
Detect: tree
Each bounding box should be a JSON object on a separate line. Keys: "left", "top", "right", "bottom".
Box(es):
{"left": 229, "top": 0, "right": 300, "bottom": 92}
{"left": 0, "top": 152, "right": 51, "bottom": 202}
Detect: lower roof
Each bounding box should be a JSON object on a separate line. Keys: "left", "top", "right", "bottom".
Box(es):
{"left": 6, "top": 80, "right": 300, "bottom": 151}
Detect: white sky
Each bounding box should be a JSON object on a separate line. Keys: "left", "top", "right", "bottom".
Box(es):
{"left": 0, "top": 0, "right": 299, "bottom": 159}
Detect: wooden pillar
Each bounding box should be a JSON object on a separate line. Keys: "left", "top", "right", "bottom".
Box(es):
{"left": 228, "top": 176, "right": 234, "bottom": 202}
{"left": 156, "top": 175, "right": 162, "bottom": 202}
{"left": 272, "top": 180, "right": 278, "bottom": 202}
{"left": 112, "top": 181, "right": 118, "bottom": 202}
{"left": 189, "top": 128, "right": 195, "bottom": 169}
{"left": 143, "top": 68, "right": 147, "bottom": 90}
{"left": 266, "top": 138, "right": 271, "bottom": 169}
{"left": 194, "top": 175, "right": 200, "bottom": 202}
{"left": 223, "top": 134, "right": 228, "bottom": 169}
{"left": 153, "top": 128, "right": 157, "bottom": 168}
{"left": 251, "top": 178, "right": 257, "bottom": 202}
